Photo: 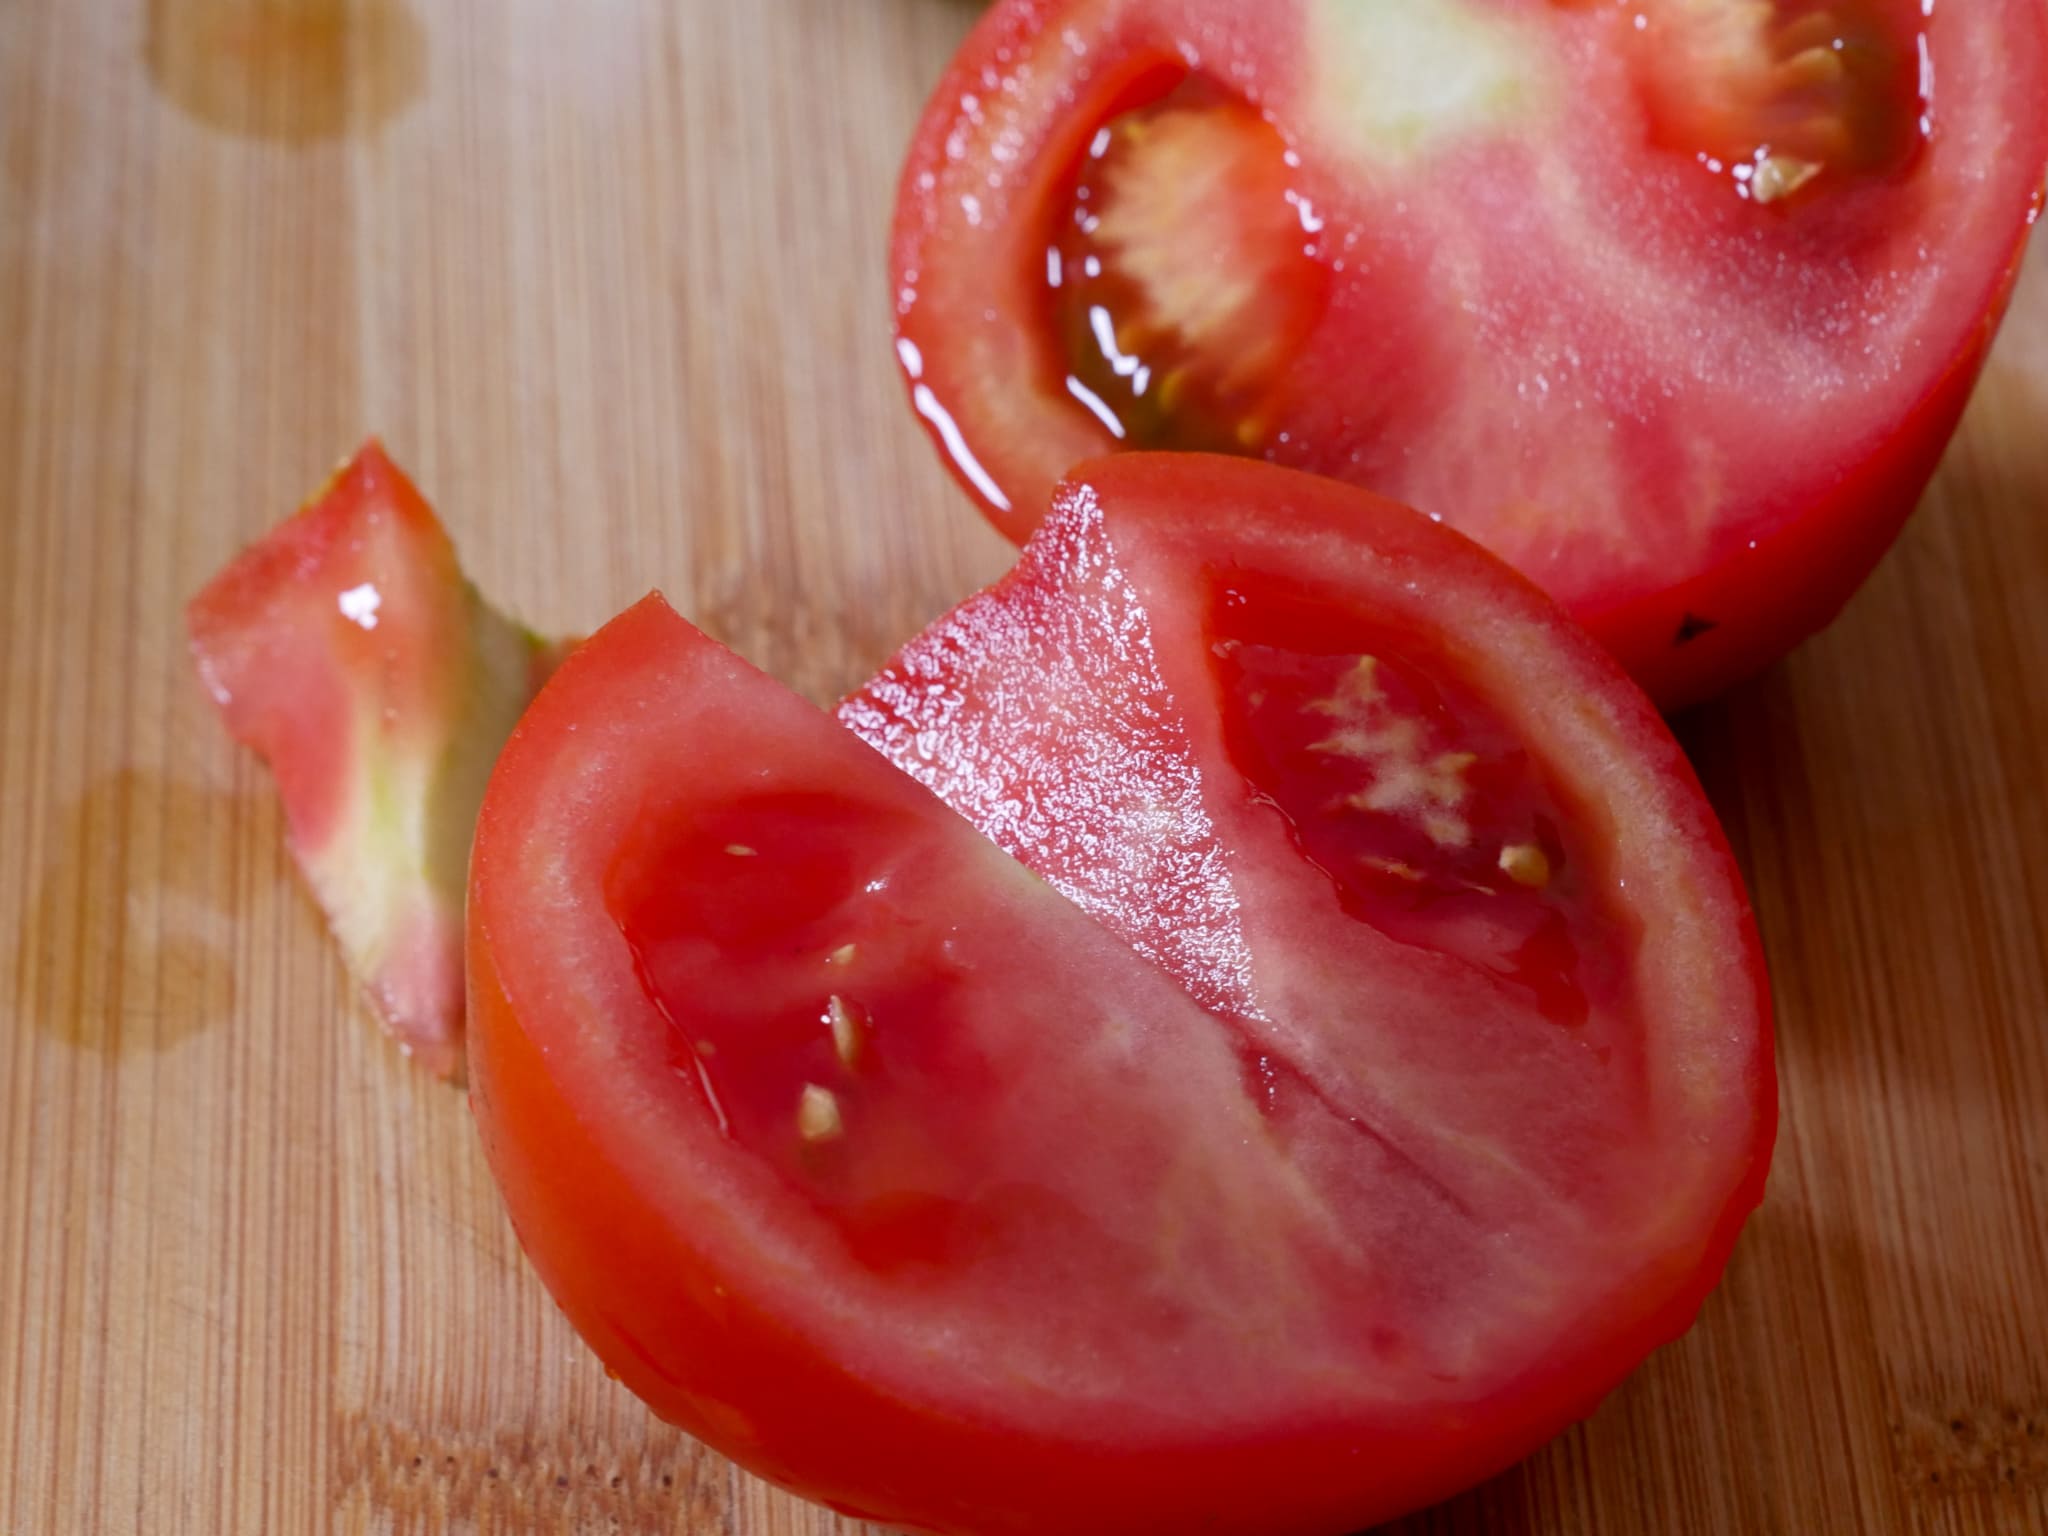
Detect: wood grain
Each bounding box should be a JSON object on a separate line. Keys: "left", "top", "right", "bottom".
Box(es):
{"left": 1, "top": 2, "right": 2044, "bottom": 1533}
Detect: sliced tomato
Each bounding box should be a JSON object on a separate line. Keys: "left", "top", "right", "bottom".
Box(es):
{"left": 468, "top": 459, "right": 1772, "bottom": 1535}
{"left": 890, "top": 0, "right": 2048, "bottom": 706}
{"left": 188, "top": 442, "right": 561, "bottom": 1078}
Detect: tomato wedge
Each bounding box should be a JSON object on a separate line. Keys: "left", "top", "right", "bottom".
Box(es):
{"left": 890, "top": 0, "right": 2048, "bottom": 705}
{"left": 468, "top": 459, "right": 1772, "bottom": 1534}
{"left": 188, "top": 442, "right": 560, "bottom": 1078}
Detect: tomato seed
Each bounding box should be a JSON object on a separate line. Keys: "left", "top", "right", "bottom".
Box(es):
{"left": 1499, "top": 844, "right": 1553, "bottom": 889}
{"left": 797, "top": 1084, "right": 843, "bottom": 1144}
{"left": 825, "top": 995, "right": 866, "bottom": 1069}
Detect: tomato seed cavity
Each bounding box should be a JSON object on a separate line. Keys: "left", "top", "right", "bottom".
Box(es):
{"left": 1048, "top": 80, "right": 1329, "bottom": 453}
{"left": 1624, "top": 0, "right": 1929, "bottom": 203}
{"left": 1208, "top": 578, "right": 1643, "bottom": 1035}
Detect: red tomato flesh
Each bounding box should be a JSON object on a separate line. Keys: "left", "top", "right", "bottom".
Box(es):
{"left": 891, "top": 0, "right": 2048, "bottom": 705}
{"left": 471, "top": 460, "right": 1772, "bottom": 1534}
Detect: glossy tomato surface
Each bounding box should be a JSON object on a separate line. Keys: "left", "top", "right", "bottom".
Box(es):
{"left": 891, "top": 0, "right": 2048, "bottom": 705}
{"left": 470, "top": 459, "right": 1772, "bottom": 1534}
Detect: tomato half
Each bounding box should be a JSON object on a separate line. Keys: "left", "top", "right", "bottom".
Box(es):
{"left": 890, "top": 0, "right": 2048, "bottom": 706}
{"left": 468, "top": 459, "right": 1772, "bottom": 1534}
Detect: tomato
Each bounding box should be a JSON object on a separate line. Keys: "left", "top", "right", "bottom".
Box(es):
{"left": 188, "top": 442, "right": 560, "bottom": 1078}
{"left": 467, "top": 457, "right": 1772, "bottom": 1535}
{"left": 889, "top": 0, "right": 2048, "bottom": 706}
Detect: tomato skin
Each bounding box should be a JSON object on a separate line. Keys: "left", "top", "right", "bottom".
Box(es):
{"left": 1597, "top": 278, "right": 2021, "bottom": 706}
{"left": 470, "top": 458, "right": 1773, "bottom": 1533}
{"left": 890, "top": 0, "right": 2048, "bottom": 709}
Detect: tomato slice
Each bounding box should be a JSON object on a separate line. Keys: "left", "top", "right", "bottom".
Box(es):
{"left": 890, "top": 0, "right": 2048, "bottom": 706}
{"left": 469, "top": 460, "right": 1772, "bottom": 1535}
{"left": 188, "top": 442, "right": 560, "bottom": 1078}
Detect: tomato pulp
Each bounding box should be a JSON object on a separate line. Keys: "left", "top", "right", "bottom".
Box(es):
{"left": 468, "top": 459, "right": 1773, "bottom": 1534}
{"left": 890, "top": 0, "right": 2048, "bottom": 705}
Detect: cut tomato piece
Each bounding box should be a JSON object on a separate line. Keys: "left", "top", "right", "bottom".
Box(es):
{"left": 188, "top": 442, "right": 562, "bottom": 1079}
{"left": 470, "top": 460, "right": 1772, "bottom": 1535}
{"left": 890, "top": 0, "right": 2048, "bottom": 705}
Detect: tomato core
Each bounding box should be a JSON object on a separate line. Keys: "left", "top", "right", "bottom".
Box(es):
{"left": 1049, "top": 82, "right": 1329, "bottom": 454}
{"left": 1208, "top": 576, "right": 1643, "bottom": 1041}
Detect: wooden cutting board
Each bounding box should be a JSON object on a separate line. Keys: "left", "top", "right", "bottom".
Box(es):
{"left": 3, "top": 2, "right": 2045, "bottom": 1532}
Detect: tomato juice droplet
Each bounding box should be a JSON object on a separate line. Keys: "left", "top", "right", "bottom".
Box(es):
{"left": 1206, "top": 577, "right": 1645, "bottom": 1035}
{"left": 1047, "top": 79, "right": 1330, "bottom": 453}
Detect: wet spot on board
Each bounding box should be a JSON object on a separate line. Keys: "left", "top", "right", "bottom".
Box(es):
{"left": 30, "top": 769, "right": 242, "bottom": 1055}
{"left": 144, "top": 0, "right": 425, "bottom": 143}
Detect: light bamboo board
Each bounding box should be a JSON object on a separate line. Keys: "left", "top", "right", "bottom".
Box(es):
{"left": 3, "top": 2, "right": 2045, "bottom": 1532}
